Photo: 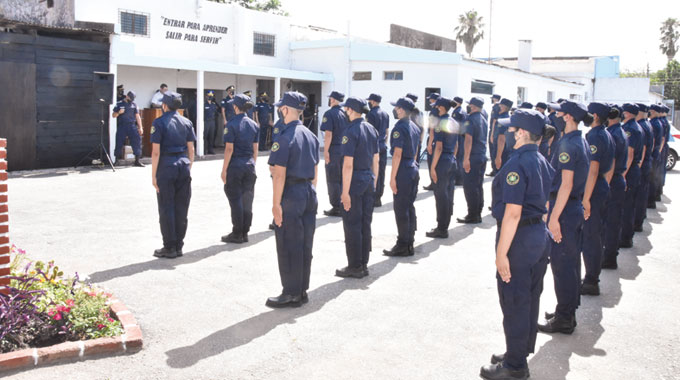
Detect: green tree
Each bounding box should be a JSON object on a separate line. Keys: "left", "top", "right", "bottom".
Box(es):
{"left": 454, "top": 10, "right": 485, "bottom": 57}
{"left": 206, "top": 0, "right": 288, "bottom": 16}
{"left": 660, "top": 18, "right": 680, "bottom": 63}
{"left": 651, "top": 60, "right": 680, "bottom": 109}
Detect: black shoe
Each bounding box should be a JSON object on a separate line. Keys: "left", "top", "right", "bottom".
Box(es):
{"left": 601, "top": 260, "right": 618, "bottom": 270}
{"left": 656, "top": 195, "right": 661, "bottom": 202}
{"left": 207, "top": 150, "right": 216, "bottom": 155}
{"left": 153, "top": 247, "right": 180, "bottom": 259}
{"left": 647, "top": 202, "right": 656, "bottom": 209}
{"left": 580, "top": 281, "right": 600, "bottom": 296}
{"left": 335, "top": 266, "right": 367, "bottom": 279}
{"left": 423, "top": 183, "right": 434, "bottom": 191}
{"left": 374, "top": 199, "right": 382, "bottom": 207}
{"left": 133, "top": 157, "right": 145, "bottom": 167}
{"left": 221, "top": 232, "right": 244, "bottom": 244}
{"left": 634, "top": 225, "right": 643, "bottom": 232}
{"left": 538, "top": 316, "right": 575, "bottom": 335}
{"left": 323, "top": 207, "right": 342, "bottom": 217}
{"left": 426, "top": 228, "right": 448, "bottom": 238}
{"left": 362, "top": 264, "right": 369, "bottom": 276}
{"left": 243, "top": 233, "right": 249, "bottom": 243}
{"left": 383, "top": 244, "right": 411, "bottom": 257}
{"left": 457, "top": 215, "right": 482, "bottom": 224}
{"left": 480, "top": 362, "right": 528, "bottom": 380}
{"left": 175, "top": 248, "right": 184, "bottom": 257}
{"left": 455, "top": 180, "right": 464, "bottom": 186}
{"left": 490, "top": 353, "right": 504, "bottom": 364}
{"left": 485, "top": 172, "right": 496, "bottom": 177}
{"left": 301, "top": 291, "right": 308, "bottom": 304}
{"left": 265, "top": 294, "right": 302, "bottom": 308}
{"left": 619, "top": 239, "right": 633, "bottom": 248}
{"left": 269, "top": 223, "right": 276, "bottom": 230}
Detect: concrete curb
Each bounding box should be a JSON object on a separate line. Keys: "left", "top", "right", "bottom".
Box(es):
{"left": 0, "top": 297, "right": 143, "bottom": 373}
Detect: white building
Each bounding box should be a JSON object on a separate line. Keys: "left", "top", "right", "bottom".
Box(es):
{"left": 75, "top": 0, "right": 587, "bottom": 157}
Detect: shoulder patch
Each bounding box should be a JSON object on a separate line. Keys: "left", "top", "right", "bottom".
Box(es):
{"left": 559, "top": 152, "right": 570, "bottom": 164}
{"left": 273, "top": 127, "right": 279, "bottom": 134}
{"left": 342, "top": 136, "right": 348, "bottom": 144}
{"left": 625, "top": 131, "right": 631, "bottom": 138}
{"left": 271, "top": 142, "right": 280, "bottom": 152}
{"left": 150, "top": 126, "right": 156, "bottom": 134}
{"left": 506, "top": 171, "right": 520, "bottom": 186}
{"left": 224, "top": 127, "right": 228, "bottom": 135}
{"left": 435, "top": 127, "right": 441, "bottom": 133}
{"left": 590, "top": 144, "right": 597, "bottom": 154}
{"left": 322, "top": 117, "right": 328, "bottom": 123}
{"left": 392, "top": 131, "right": 400, "bottom": 139}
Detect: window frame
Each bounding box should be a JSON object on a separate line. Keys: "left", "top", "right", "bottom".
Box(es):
{"left": 471, "top": 79, "right": 494, "bottom": 95}
{"left": 352, "top": 71, "right": 372, "bottom": 81}
{"left": 383, "top": 71, "right": 404, "bottom": 81}
{"left": 119, "top": 9, "right": 150, "bottom": 37}
{"left": 253, "top": 32, "right": 277, "bottom": 57}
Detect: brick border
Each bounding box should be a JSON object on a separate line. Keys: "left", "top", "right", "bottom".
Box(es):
{"left": 0, "top": 297, "right": 143, "bottom": 372}
{"left": 0, "top": 138, "right": 9, "bottom": 295}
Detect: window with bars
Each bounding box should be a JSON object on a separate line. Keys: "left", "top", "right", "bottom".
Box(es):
{"left": 383, "top": 71, "right": 403, "bottom": 81}
{"left": 119, "top": 10, "right": 149, "bottom": 36}
{"left": 253, "top": 32, "right": 276, "bottom": 56}
{"left": 471, "top": 79, "right": 494, "bottom": 95}
{"left": 353, "top": 72, "right": 372, "bottom": 81}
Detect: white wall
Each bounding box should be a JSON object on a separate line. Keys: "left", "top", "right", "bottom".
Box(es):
{"left": 594, "top": 77, "right": 657, "bottom": 104}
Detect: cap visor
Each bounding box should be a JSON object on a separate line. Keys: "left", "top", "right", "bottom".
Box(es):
{"left": 497, "top": 117, "right": 512, "bottom": 127}
{"left": 390, "top": 101, "right": 398, "bottom": 107}
{"left": 273, "top": 100, "right": 284, "bottom": 107}
{"left": 548, "top": 103, "right": 563, "bottom": 111}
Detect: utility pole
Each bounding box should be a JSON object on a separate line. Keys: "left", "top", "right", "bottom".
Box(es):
{"left": 488, "top": 0, "right": 492, "bottom": 64}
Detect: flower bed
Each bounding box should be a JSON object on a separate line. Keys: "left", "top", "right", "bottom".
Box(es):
{"left": 0, "top": 246, "right": 142, "bottom": 371}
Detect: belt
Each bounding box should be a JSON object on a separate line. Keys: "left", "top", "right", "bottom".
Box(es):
{"left": 518, "top": 217, "right": 543, "bottom": 227}
{"left": 549, "top": 192, "right": 581, "bottom": 201}
{"left": 161, "top": 152, "right": 187, "bottom": 157}
{"left": 286, "top": 178, "right": 311, "bottom": 185}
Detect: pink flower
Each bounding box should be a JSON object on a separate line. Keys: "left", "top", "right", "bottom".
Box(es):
{"left": 97, "top": 324, "right": 105, "bottom": 330}
{"left": 53, "top": 313, "right": 62, "bottom": 321}
{"left": 87, "top": 291, "right": 98, "bottom": 297}
{"left": 47, "top": 308, "right": 55, "bottom": 317}
{"left": 107, "top": 318, "right": 114, "bottom": 323}
{"left": 66, "top": 299, "right": 75, "bottom": 307}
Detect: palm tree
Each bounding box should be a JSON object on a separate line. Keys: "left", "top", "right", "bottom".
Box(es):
{"left": 660, "top": 18, "right": 680, "bottom": 62}
{"left": 455, "top": 10, "right": 485, "bottom": 57}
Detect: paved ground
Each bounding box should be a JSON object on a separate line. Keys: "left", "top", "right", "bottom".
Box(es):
{"left": 5, "top": 156, "right": 680, "bottom": 380}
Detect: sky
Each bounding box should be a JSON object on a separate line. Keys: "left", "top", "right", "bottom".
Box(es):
{"left": 282, "top": 0, "right": 680, "bottom": 73}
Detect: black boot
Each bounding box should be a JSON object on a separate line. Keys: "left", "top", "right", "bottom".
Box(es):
{"left": 538, "top": 316, "right": 576, "bottom": 334}
{"left": 134, "top": 156, "right": 145, "bottom": 167}
{"left": 335, "top": 266, "right": 368, "bottom": 279}
{"left": 221, "top": 232, "right": 244, "bottom": 244}
{"left": 153, "top": 247, "right": 180, "bottom": 259}
{"left": 323, "top": 207, "right": 342, "bottom": 217}
{"left": 480, "top": 362, "right": 528, "bottom": 380}
{"left": 383, "top": 243, "right": 411, "bottom": 257}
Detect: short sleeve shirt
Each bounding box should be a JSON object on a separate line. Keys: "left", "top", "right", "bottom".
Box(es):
{"left": 223, "top": 113, "right": 259, "bottom": 166}
{"left": 268, "top": 120, "right": 320, "bottom": 180}
{"left": 113, "top": 100, "right": 138, "bottom": 127}
{"left": 150, "top": 111, "right": 196, "bottom": 155}
{"left": 464, "top": 112, "right": 488, "bottom": 157}
{"left": 320, "top": 106, "right": 349, "bottom": 150}
{"left": 342, "top": 118, "right": 379, "bottom": 171}
{"left": 585, "top": 125, "right": 615, "bottom": 174}
{"left": 390, "top": 118, "right": 420, "bottom": 160}
{"left": 550, "top": 130, "right": 590, "bottom": 196}
{"left": 433, "top": 115, "right": 459, "bottom": 154}
{"left": 606, "top": 123, "right": 629, "bottom": 175}
{"left": 622, "top": 119, "right": 644, "bottom": 165}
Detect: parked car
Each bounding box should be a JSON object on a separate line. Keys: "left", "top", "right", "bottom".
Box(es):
{"left": 667, "top": 126, "right": 679, "bottom": 171}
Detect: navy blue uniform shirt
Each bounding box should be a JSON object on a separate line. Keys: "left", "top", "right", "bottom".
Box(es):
{"left": 492, "top": 144, "right": 555, "bottom": 221}
{"left": 434, "top": 115, "right": 459, "bottom": 154}
{"left": 622, "top": 119, "right": 644, "bottom": 165}
{"left": 221, "top": 97, "right": 236, "bottom": 122}
{"left": 320, "top": 105, "right": 349, "bottom": 149}
{"left": 550, "top": 130, "right": 590, "bottom": 197}
{"left": 224, "top": 113, "right": 259, "bottom": 166}
{"left": 256, "top": 102, "right": 273, "bottom": 125}
{"left": 452, "top": 106, "right": 468, "bottom": 123}
{"left": 650, "top": 117, "right": 664, "bottom": 157}
{"left": 268, "top": 120, "right": 320, "bottom": 180}
{"left": 463, "top": 111, "right": 488, "bottom": 157}
{"left": 638, "top": 119, "right": 654, "bottom": 164}
{"left": 494, "top": 111, "right": 510, "bottom": 139}
{"left": 204, "top": 102, "right": 218, "bottom": 121}
{"left": 367, "top": 106, "right": 390, "bottom": 151}
{"left": 150, "top": 111, "right": 196, "bottom": 155}
{"left": 390, "top": 118, "right": 421, "bottom": 160}
{"left": 607, "top": 123, "right": 629, "bottom": 175}
{"left": 113, "top": 100, "right": 139, "bottom": 127}
{"left": 585, "top": 125, "right": 615, "bottom": 175}
{"left": 341, "top": 118, "right": 379, "bottom": 171}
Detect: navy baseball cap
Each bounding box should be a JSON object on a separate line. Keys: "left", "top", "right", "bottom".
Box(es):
{"left": 622, "top": 103, "right": 639, "bottom": 115}
{"left": 427, "top": 92, "right": 440, "bottom": 101}
{"left": 434, "top": 97, "right": 453, "bottom": 110}
{"left": 535, "top": 102, "right": 548, "bottom": 110}
{"left": 328, "top": 91, "right": 345, "bottom": 102}
{"left": 497, "top": 109, "right": 546, "bottom": 136}
{"left": 609, "top": 104, "right": 623, "bottom": 116}
{"left": 368, "top": 93, "right": 382, "bottom": 103}
{"left": 661, "top": 105, "right": 669, "bottom": 113}
{"left": 500, "top": 98, "right": 513, "bottom": 108}
{"left": 162, "top": 92, "right": 182, "bottom": 109}
{"left": 635, "top": 103, "right": 649, "bottom": 112}
{"left": 557, "top": 98, "right": 566, "bottom": 103}
{"left": 467, "top": 96, "right": 484, "bottom": 108}
{"left": 340, "top": 96, "right": 369, "bottom": 114}
{"left": 650, "top": 104, "right": 663, "bottom": 112}
{"left": 588, "top": 102, "right": 610, "bottom": 120}
{"left": 453, "top": 96, "right": 464, "bottom": 105}
{"left": 491, "top": 94, "right": 501, "bottom": 101}
{"left": 405, "top": 93, "right": 418, "bottom": 102}
{"left": 275, "top": 91, "right": 307, "bottom": 110}
{"left": 228, "top": 94, "right": 252, "bottom": 109}
{"left": 126, "top": 90, "right": 136, "bottom": 101}
{"left": 519, "top": 102, "right": 533, "bottom": 109}
{"left": 390, "top": 97, "right": 415, "bottom": 112}
{"left": 549, "top": 100, "right": 588, "bottom": 121}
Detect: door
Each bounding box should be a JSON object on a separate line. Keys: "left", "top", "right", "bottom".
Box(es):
{"left": 0, "top": 61, "right": 37, "bottom": 170}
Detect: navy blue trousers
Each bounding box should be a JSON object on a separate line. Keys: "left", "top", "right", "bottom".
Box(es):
{"left": 342, "top": 172, "right": 375, "bottom": 268}
{"left": 648, "top": 156, "right": 660, "bottom": 204}
{"left": 463, "top": 157, "right": 487, "bottom": 217}
{"left": 434, "top": 154, "right": 456, "bottom": 231}
{"left": 375, "top": 149, "right": 387, "bottom": 201}
{"left": 393, "top": 162, "right": 419, "bottom": 246}
{"left": 603, "top": 174, "right": 626, "bottom": 263}
{"left": 549, "top": 199, "right": 583, "bottom": 319}
{"left": 489, "top": 141, "right": 497, "bottom": 171}
{"left": 325, "top": 150, "right": 342, "bottom": 209}
{"left": 275, "top": 182, "right": 317, "bottom": 296}
{"left": 582, "top": 179, "right": 609, "bottom": 284}
{"left": 426, "top": 141, "right": 434, "bottom": 183}
{"left": 621, "top": 165, "right": 641, "bottom": 242}
{"left": 156, "top": 158, "right": 192, "bottom": 251}
{"left": 634, "top": 164, "right": 651, "bottom": 228}
{"left": 203, "top": 118, "right": 216, "bottom": 152}
{"left": 258, "top": 124, "right": 270, "bottom": 150}
{"left": 224, "top": 163, "right": 257, "bottom": 235}
{"left": 115, "top": 123, "right": 142, "bottom": 157}
{"left": 496, "top": 223, "right": 550, "bottom": 370}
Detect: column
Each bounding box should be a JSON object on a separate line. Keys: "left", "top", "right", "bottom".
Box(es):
{"left": 0, "top": 139, "right": 9, "bottom": 294}
{"left": 274, "top": 77, "right": 281, "bottom": 123}
{"left": 196, "top": 70, "right": 205, "bottom": 156}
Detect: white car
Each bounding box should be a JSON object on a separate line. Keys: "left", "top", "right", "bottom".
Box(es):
{"left": 667, "top": 125, "right": 679, "bottom": 171}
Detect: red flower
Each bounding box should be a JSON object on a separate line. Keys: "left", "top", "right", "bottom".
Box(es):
{"left": 66, "top": 299, "right": 75, "bottom": 307}
{"left": 87, "top": 291, "right": 98, "bottom": 297}
{"left": 107, "top": 318, "right": 114, "bottom": 323}
{"left": 47, "top": 308, "right": 55, "bottom": 317}
{"left": 53, "top": 313, "right": 62, "bottom": 321}
{"left": 97, "top": 324, "right": 105, "bottom": 330}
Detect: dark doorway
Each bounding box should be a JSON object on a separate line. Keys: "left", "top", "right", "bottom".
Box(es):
{"left": 0, "top": 61, "right": 37, "bottom": 170}
{"left": 256, "top": 79, "right": 274, "bottom": 100}
{"left": 288, "top": 81, "right": 321, "bottom": 136}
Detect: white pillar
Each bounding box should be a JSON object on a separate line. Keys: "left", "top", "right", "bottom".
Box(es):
{"left": 196, "top": 70, "right": 205, "bottom": 156}
{"left": 274, "top": 77, "right": 281, "bottom": 123}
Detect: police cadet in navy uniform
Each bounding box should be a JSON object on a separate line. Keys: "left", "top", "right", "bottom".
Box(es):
{"left": 221, "top": 85, "right": 236, "bottom": 125}
{"left": 405, "top": 93, "right": 425, "bottom": 159}
{"left": 426, "top": 97, "right": 459, "bottom": 239}
{"left": 335, "top": 97, "right": 379, "bottom": 279}
{"left": 242, "top": 90, "right": 255, "bottom": 120}
{"left": 493, "top": 98, "right": 513, "bottom": 173}
{"left": 383, "top": 97, "right": 421, "bottom": 257}
{"left": 203, "top": 91, "right": 219, "bottom": 155}
{"left": 452, "top": 96, "right": 467, "bottom": 187}
{"left": 266, "top": 92, "right": 320, "bottom": 308}
{"left": 267, "top": 116, "right": 287, "bottom": 231}
{"left": 535, "top": 102, "right": 553, "bottom": 159}
{"left": 619, "top": 103, "right": 644, "bottom": 249}
{"left": 647, "top": 104, "right": 665, "bottom": 208}
{"left": 320, "top": 91, "right": 349, "bottom": 217}
{"left": 548, "top": 99, "right": 567, "bottom": 162}
{"left": 481, "top": 109, "right": 554, "bottom": 380}
{"left": 423, "top": 92, "right": 441, "bottom": 191}
{"left": 113, "top": 90, "right": 145, "bottom": 167}
{"left": 220, "top": 94, "right": 259, "bottom": 244}
{"left": 539, "top": 100, "right": 590, "bottom": 334}
{"left": 256, "top": 92, "right": 274, "bottom": 151}
{"left": 150, "top": 92, "right": 196, "bottom": 259}
{"left": 366, "top": 93, "right": 390, "bottom": 207}
{"left": 457, "top": 96, "right": 488, "bottom": 224}
{"left": 658, "top": 105, "right": 672, "bottom": 200}
{"left": 601, "top": 105, "right": 629, "bottom": 269}
{"left": 580, "top": 102, "right": 615, "bottom": 296}
{"left": 633, "top": 103, "right": 654, "bottom": 232}
{"left": 487, "top": 94, "right": 502, "bottom": 176}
